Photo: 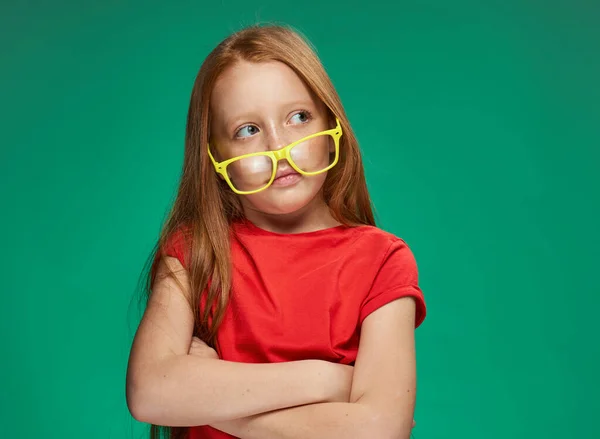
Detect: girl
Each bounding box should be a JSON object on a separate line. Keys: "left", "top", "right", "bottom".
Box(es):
{"left": 126, "top": 24, "right": 426, "bottom": 439}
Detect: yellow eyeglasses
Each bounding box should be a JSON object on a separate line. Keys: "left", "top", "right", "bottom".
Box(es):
{"left": 207, "top": 118, "right": 343, "bottom": 195}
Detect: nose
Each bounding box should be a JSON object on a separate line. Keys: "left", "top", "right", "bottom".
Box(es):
{"left": 263, "top": 125, "right": 296, "bottom": 171}
{"left": 264, "top": 124, "right": 289, "bottom": 152}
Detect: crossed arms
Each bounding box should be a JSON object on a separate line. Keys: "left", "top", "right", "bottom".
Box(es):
{"left": 126, "top": 256, "right": 418, "bottom": 439}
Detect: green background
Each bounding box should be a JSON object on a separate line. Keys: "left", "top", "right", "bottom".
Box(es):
{"left": 2, "top": 1, "right": 598, "bottom": 438}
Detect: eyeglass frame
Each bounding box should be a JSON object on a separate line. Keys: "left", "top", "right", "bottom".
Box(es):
{"left": 207, "top": 118, "right": 343, "bottom": 195}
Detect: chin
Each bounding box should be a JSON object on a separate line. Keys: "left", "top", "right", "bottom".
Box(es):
{"left": 247, "top": 192, "right": 314, "bottom": 215}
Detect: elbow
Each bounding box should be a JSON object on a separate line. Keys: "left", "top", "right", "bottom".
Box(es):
{"left": 369, "top": 420, "right": 411, "bottom": 439}
{"left": 127, "top": 395, "right": 149, "bottom": 424}
{"left": 126, "top": 362, "right": 171, "bottom": 425}
{"left": 362, "top": 407, "right": 413, "bottom": 439}
{"left": 126, "top": 358, "right": 214, "bottom": 426}
{"left": 126, "top": 369, "right": 155, "bottom": 424}
{"left": 375, "top": 425, "right": 411, "bottom": 439}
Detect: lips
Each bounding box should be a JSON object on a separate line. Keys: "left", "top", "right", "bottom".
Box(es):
{"left": 274, "top": 168, "right": 299, "bottom": 180}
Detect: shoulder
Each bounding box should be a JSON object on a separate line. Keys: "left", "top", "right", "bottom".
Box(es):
{"left": 352, "top": 226, "right": 425, "bottom": 327}
{"left": 351, "top": 224, "right": 406, "bottom": 243}
{"left": 349, "top": 225, "right": 415, "bottom": 263}
{"left": 158, "top": 224, "right": 194, "bottom": 269}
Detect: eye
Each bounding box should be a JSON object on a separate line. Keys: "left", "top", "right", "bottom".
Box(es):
{"left": 289, "top": 110, "right": 312, "bottom": 125}
{"left": 235, "top": 125, "right": 259, "bottom": 139}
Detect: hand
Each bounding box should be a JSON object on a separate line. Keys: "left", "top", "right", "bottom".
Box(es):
{"left": 188, "top": 336, "right": 219, "bottom": 359}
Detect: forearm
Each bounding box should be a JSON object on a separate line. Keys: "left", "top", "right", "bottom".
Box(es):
{"left": 128, "top": 355, "right": 333, "bottom": 426}
{"left": 211, "top": 401, "right": 413, "bottom": 439}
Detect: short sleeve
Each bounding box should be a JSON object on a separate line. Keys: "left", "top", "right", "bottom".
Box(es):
{"left": 359, "top": 238, "right": 426, "bottom": 328}
{"left": 156, "top": 227, "right": 191, "bottom": 269}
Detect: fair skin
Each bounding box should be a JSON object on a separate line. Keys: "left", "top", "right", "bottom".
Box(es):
{"left": 126, "top": 60, "right": 418, "bottom": 438}
{"left": 209, "top": 59, "right": 340, "bottom": 234}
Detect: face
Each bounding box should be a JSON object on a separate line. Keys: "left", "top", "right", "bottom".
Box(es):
{"left": 209, "top": 60, "right": 334, "bottom": 216}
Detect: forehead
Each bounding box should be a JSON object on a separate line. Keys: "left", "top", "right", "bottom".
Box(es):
{"left": 210, "top": 60, "right": 317, "bottom": 121}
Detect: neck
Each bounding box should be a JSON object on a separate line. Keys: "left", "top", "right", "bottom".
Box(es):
{"left": 242, "top": 194, "right": 340, "bottom": 234}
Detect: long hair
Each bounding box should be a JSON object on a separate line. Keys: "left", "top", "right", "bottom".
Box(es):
{"left": 143, "top": 23, "right": 375, "bottom": 439}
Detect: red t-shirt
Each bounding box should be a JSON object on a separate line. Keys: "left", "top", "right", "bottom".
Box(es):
{"left": 161, "top": 219, "right": 426, "bottom": 439}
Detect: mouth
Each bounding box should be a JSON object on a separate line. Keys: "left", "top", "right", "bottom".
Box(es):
{"left": 272, "top": 169, "right": 302, "bottom": 187}
{"left": 274, "top": 169, "right": 300, "bottom": 180}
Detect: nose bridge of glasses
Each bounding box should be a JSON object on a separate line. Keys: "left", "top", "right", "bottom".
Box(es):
{"left": 272, "top": 148, "right": 288, "bottom": 161}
